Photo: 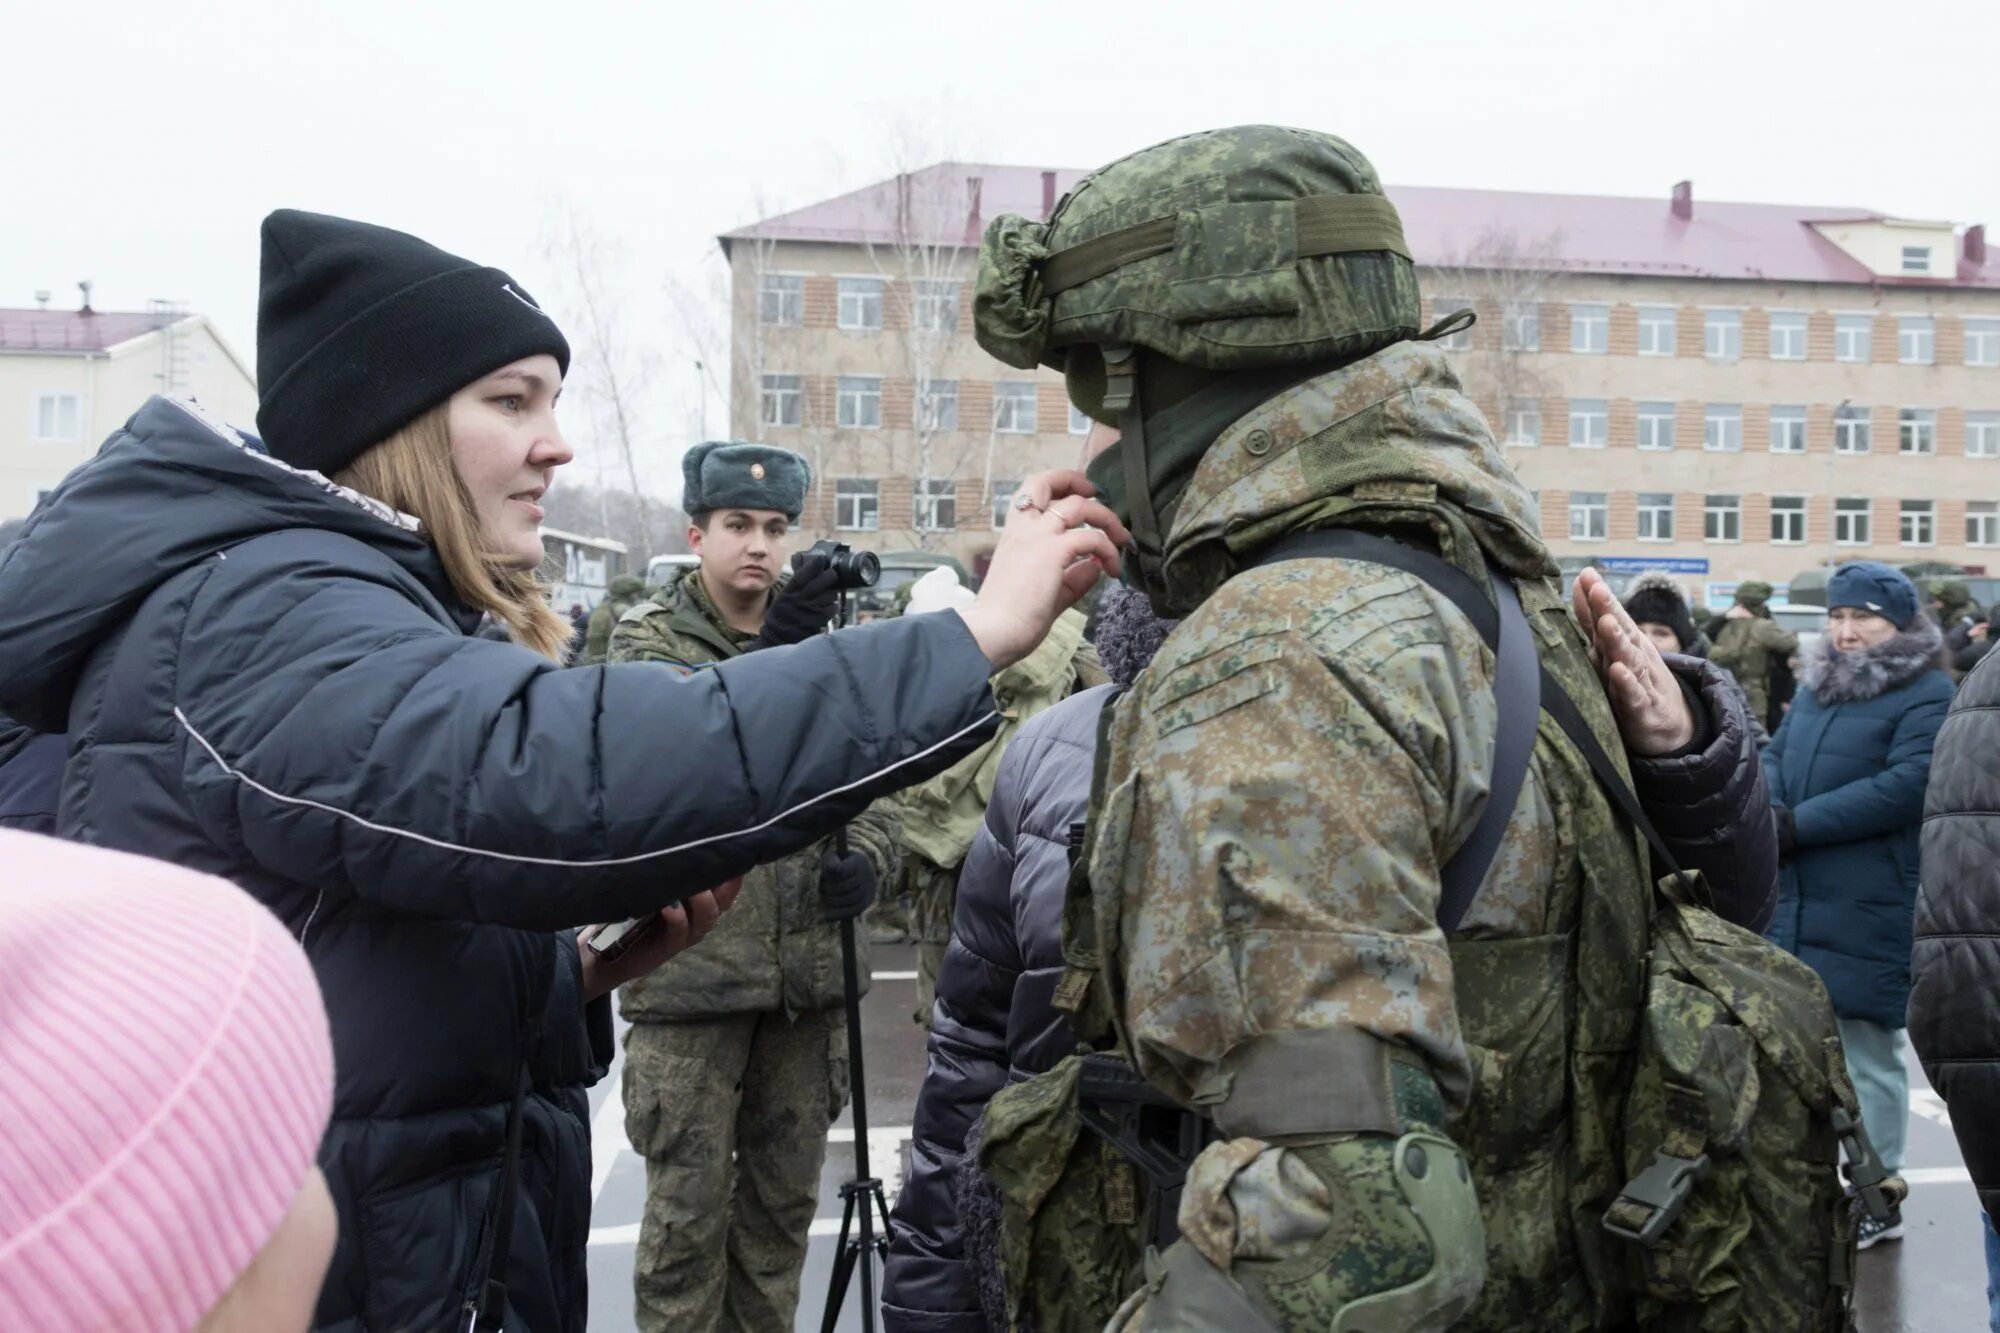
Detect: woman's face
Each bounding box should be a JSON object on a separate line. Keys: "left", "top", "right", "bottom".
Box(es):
{"left": 1638, "top": 622, "right": 1682, "bottom": 656}
{"left": 1828, "top": 605, "right": 1900, "bottom": 652}
{"left": 447, "top": 355, "right": 572, "bottom": 569}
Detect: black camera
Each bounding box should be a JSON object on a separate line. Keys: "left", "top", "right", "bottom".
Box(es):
{"left": 795, "top": 539, "right": 880, "bottom": 591}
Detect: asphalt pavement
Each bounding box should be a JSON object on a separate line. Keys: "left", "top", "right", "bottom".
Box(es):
{"left": 583, "top": 943, "right": 1990, "bottom": 1332}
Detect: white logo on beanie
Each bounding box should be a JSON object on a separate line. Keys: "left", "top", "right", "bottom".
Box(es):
{"left": 502, "top": 283, "right": 553, "bottom": 318}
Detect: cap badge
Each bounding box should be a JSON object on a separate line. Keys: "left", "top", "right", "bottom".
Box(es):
{"left": 751, "top": 463, "right": 766, "bottom": 480}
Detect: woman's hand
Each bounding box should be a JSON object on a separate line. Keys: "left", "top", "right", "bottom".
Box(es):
{"left": 959, "top": 470, "right": 1129, "bottom": 669}
{"left": 579, "top": 877, "right": 744, "bottom": 1001}
{"left": 1571, "top": 569, "right": 1696, "bottom": 757}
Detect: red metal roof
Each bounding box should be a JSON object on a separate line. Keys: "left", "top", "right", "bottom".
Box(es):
{"left": 0, "top": 308, "right": 186, "bottom": 354}
{"left": 722, "top": 164, "right": 2000, "bottom": 290}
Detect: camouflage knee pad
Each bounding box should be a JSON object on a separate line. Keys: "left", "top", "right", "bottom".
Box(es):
{"left": 1122, "top": 1131, "right": 1486, "bottom": 1332}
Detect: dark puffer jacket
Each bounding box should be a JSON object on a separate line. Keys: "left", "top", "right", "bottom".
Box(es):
{"left": 0, "top": 714, "right": 63, "bottom": 834}
{"left": 881, "top": 655, "right": 1779, "bottom": 1331}
{"left": 0, "top": 397, "right": 999, "bottom": 1333}
{"left": 1764, "top": 622, "right": 1953, "bottom": 1027}
{"left": 1913, "top": 647, "right": 2000, "bottom": 1219}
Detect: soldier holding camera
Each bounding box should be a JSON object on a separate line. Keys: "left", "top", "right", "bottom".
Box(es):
{"left": 607, "top": 441, "right": 893, "bottom": 1333}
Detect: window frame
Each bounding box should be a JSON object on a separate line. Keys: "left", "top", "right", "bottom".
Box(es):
{"left": 1966, "top": 319, "right": 2000, "bottom": 367}
{"left": 759, "top": 373, "right": 802, "bottom": 428}
{"left": 1636, "top": 401, "right": 1675, "bottom": 452}
{"left": 1770, "top": 495, "right": 1808, "bottom": 546}
{"left": 1568, "top": 399, "right": 1608, "bottom": 448}
{"left": 1834, "top": 314, "right": 1871, "bottom": 363}
{"left": 1898, "top": 406, "right": 1936, "bottom": 456}
{"left": 1704, "top": 493, "right": 1742, "bottom": 543}
{"left": 835, "top": 374, "right": 883, "bottom": 429}
{"left": 834, "top": 478, "right": 880, "bottom": 532}
{"left": 1431, "top": 295, "right": 1473, "bottom": 350}
{"left": 914, "top": 477, "right": 958, "bottom": 532}
{"left": 1636, "top": 306, "right": 1676, "bottom": 357}
{"left": 33, "top": 392, "right": 81, "bottom": 443}
{"left": 1900, "top": 499, "right": 1935, "bottom": 547}
{"left": 918, "top": 379, "right": 959, "bottom": 432}
{"left": 1636, "top": 492, "right": 1676, "bottom": 543}
{"left": 1505, "top": 399, "right": 1541, "bottom": 447}
{"left": 991, "top": 480, "right": 1021, "bottom": 528}
{"left": 911, "top": 278, "right": 961, "bottom": 333}
{"left": 1502, "top": 302, "right": 1540, "bottom": 352}
{"left": 1703, "top": 404, "right": 1743, "bottom": 453}
{"left": 757, "top": 273, "right": 804, "bottom": 327}
{"left": 992, "top": 381, "right": 1037, "bottom": 434}
{"left": 1768, "top": 311, "right": 1808, "bottom": 361}
{"left": 1769, "top": 405, "right": 1807, "bottom": 454}
{"left": 1568, "top": 491, "right": 1608, "bottom": 542}
{"left": 1834, "top": 496, "right": 1872, "bottom": 547}
{"left": 1068, "top": 403, "right": 1092, "bottom": 437}
{"left": 1570, "top": 303, "right": 1609, "bottom": 355}
{"left": 1703, "top": 309, "right": 1742, "bottom": 361}
{"left": 1898, "top": 315, "right": 1935, "bottom": 365}
{"left": 1834, "top": 405, "right": 1872, "bottom": 455}
{"left": 1901, "top": 245, "right": 1931, "bottom": 274}
{"left": 835, "top": 276, "right": 885, "bottom": 331}
{"left": 1969, "top": 500, "right": 2000, "bottom": 547}
{"left": 1967, "top": 411, "right": 2000, "bottom": 459}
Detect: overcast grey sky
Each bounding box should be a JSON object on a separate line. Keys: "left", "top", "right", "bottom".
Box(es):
{"left": 8, "top": 0, "right": 1995, "bottom": 500}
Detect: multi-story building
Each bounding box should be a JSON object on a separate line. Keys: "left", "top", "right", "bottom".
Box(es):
{"left": 0, "top": 296, "right": 258, "bottom": 522}
{"left": 723, "top": 168, "right": 1999, "bottom": 600}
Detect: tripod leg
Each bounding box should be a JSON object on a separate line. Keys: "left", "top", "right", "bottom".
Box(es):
{"left": 820, "top": 1187, "right": 859, "bottom": 1333}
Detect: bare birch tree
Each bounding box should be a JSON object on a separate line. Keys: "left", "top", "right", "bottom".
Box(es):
{"left": 1421, "top": 225, "right": 1568, "bottom": 445}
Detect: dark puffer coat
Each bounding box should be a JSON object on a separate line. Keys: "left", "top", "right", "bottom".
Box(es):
{"left": 0, "top": 714, "right": 63, "bottom": 834}
{"left": 1764, "top": 622, "right": 1954, "bottom": 1027}
{"left": 1913, "top": 647, "right": 2000, "bottom": 1219}
{"left": 881, "top": 656, "right": 1778, "bottom": 1331}
{"left": 0, "top": 397, "right": 999, "bottom": 1333}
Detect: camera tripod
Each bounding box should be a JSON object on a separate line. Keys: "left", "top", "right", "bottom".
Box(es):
{"left": 816, "top": 578, "right": 892, "bottom": 1333}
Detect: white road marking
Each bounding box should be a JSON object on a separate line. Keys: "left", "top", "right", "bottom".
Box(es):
{"left": 1903, "top": 1166, "right": 1972, "bottom": 1186}
{"left": 589, "top": 1042, "right": 629, "bottom": 1203}
{"left": 872, "top": 971, "right": 918, "bottom": 981}
{"left": 1911, "top": 1088, "right": 1953, "bottom": 1128}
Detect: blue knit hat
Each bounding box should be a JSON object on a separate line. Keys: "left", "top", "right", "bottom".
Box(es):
{"left": 1827, "top": 561, "right": 1918, "bottom": 630}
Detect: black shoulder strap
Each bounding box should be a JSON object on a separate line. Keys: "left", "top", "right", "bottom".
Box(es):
{"left": 468, "top": 1062, "right": 532, "bottom": 1332}
{"left": 1252, "top": 529, "right": 1687, "bottom": 927}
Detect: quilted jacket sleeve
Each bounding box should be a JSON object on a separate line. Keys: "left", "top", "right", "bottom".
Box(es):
{"left": 1913, "top": 651, "right": 2000, "bottom": 1221}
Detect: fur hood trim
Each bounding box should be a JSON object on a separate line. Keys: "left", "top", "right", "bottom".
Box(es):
{"left": 1804, "top": 616, "right": 1943, "bottom": 704}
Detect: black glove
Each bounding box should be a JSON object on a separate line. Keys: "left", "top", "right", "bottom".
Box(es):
{"left": 819, "top": 848, "right": 878, "bottom": 922}
{"left": 1773, "top": 805, "right": 1797, "bottom": 861}
{"left": 749, "top": 552, "right": 840, "bottom": 650}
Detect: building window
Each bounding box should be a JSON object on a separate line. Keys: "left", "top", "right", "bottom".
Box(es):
{"left": 915, "top": 478, "right": 958, "bottom": 532}
{"left": 1502, "top": 303, "right": 1540, "bottom": 351}
{"left": 759, "top": 373, "right": 802, "bottom": 428}
{"left": 835, "top": 479, "right": 879, "bottom": 531}
{"left": 1431, "top": 296, "right": 1472, "bottom": 350}
{"left": 1968, "top": 411, "right": 2000, "bottom": 458}
{"left": 1704, "top": 310, "right": 1742, "bottom": 361}
{"left": 1068, "top": 403, "right": 1092, "bottom": 436}
{"left": 993, "top": 381, "right": 1037, "bottom": 433}
{"left": 1899, "top": 316, "right": 1935, "bottom": 365}
{"left": 1637, "top": 493, "right": 1675, "bottom": 542}
{"left": 1505, "top": 399, "right": 1541, "bottom": 446}
{"left": 1970, "top": 501, "right": 2000, "bottom": 547}
{"left": 1899, "top": 407, "right": 1936, "bottom": 455}
{"left": 1769, "top": 405, "right": 1807, "bottom": 454}
{"left": 1571, "top": 304, "right": 1609, "bottom": 354}
{"left": 1705, "top": 494, "right": 1741, "bottom": 543}
{"left": 836, "top": 375, "right": 882, "bottom": 429}
{"left": 1771, "top": 496, "right": 1807, "bottom": 545}
{"left": 1568, "top": 399, "right": 1608, "bottom": 447}
{"left": 991, "top": 480, "right": 1020, "bottom": 527}
{"left": 1967, "top": 319, "right": 2000, "bottom": 367}
{"left": 913, "top": 279, "right": 961, "bottom": 332}
{"left": 1901, "top": 499, "right": 1935, "bottom": 546}
{"left": 1769, "top": 311, "right": 1808, "bottom": 360}
{"left": 1902, "top": 245, "right": 1931, "bottom": 274}
{"left": 918, "top": 379, "right": 958, "bottom": 431}
{"left": 1835, "top": 314, "right": 1871, "bottom": 363}
{"left": 1835, "top": 497, "right": 1871, "bottom": 546}
{"left": 837, "top": 277, "right": 884, "bottom": 331}
{"left": 1637, "top": 306, "right": 1675, "bottom": 356}
{"left": 1637, "top": 401, "right": 1675, "bottom": 451}
{"left": 1569, "top": 492, "right": 1608, "bottom": 541}
{"left": 34, "top": 393, "right": 82, "bottom": 442}
{"left": 758, "top": 274, "right": 803, "bottom": 327}
{"left": 1703, "top": 404, "right": 1742, "bottom": 452}
{"left": 1834, "top": 404, "right": 1871, "bottom": 454}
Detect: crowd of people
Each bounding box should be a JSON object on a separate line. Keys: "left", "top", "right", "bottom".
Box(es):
{"left": 0, "top": 123, "right": 1995, "bottom": 1333}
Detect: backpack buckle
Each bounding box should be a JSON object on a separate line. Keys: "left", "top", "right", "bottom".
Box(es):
{"left": 1602, "top": 1149, "right": 1711, "bottom": 1246}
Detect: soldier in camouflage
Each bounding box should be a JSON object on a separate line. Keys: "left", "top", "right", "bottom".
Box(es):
{"left": 971, "top": 127, "right": 1704, "bottom": 1330}
{"left": 608, "top": 441, "right": 894, "bottom": 1333}
{"left": 1706, "top": 581, "right": 1799, "bottom": 730}
{"left": 581, "top": 573, "right": 649, "bottom": 665}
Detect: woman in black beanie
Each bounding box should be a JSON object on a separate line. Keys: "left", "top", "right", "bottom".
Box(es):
{"left": 0, "top": 210, "right": 1125, "bottom": 1333}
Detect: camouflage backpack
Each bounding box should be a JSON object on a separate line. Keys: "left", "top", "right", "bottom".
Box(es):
{"left": 974, "top": 533, "right": 1876, "bottom": 1332}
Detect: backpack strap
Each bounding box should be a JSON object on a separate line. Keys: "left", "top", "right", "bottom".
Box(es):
{"left": 1251, "top": 530, "right": 1690, "bottom": 899}
{"left": 465, "top": 1062, "right": 532, "bottom": 1332}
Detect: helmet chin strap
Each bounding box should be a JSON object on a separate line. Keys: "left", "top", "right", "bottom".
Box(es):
{"left": 1102, "top": 344, "right": 1168, "bottom": 600}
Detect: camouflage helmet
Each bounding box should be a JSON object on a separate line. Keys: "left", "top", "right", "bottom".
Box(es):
{"left": 973, "top": 126, "right": 1421, "bottom": 401}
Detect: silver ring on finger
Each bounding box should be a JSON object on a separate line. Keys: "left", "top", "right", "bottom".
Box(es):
{"left": 1012, "top": 491, "right": 1044, "bottom": 515}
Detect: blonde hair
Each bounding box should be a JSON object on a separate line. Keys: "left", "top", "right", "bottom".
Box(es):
{"left": 334, "top": 404, "right": 572, "bottom": 661}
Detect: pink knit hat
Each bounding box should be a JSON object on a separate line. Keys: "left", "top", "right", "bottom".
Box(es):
{"left": 0, "top": 831, "right": 335, "bottom": 1331}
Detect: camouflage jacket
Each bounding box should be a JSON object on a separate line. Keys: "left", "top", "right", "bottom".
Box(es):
{"left": 581, "top": 588, "right": 644, "bottom": 665}
{"left": 1089, "top": 341, "right": 1656, "bottom": 1327}
{"left": 888, "top": 610, "right": 1105, "bottom": 872}
{"left": 1709, "top": 615, "right": 1797, "bottom": 725}
{"left": 607, "top": 567, "right": 897, "bottom": 1020}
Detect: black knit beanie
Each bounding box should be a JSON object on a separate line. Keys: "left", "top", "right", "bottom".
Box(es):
{"left": 255, "top": 210, "right": 572, "bottom": 475}
{"left": 1622, "top": 573, "right": 1699, "bottom": 652}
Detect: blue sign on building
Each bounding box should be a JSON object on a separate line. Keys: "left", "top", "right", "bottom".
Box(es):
{"left": 1595, "top": 556, "right": 1710, "bottom": 575}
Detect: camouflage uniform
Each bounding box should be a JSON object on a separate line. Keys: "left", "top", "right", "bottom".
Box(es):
{"left": 582, "top": 574, "right": 649, "bottom": 665}
{"left": 1707, "top": 582, "right": 1797, "bottom": 727}
{"left": 608, "top": 567, "right": 898, "bottom": 1333}
{"left": 889, "top": 609, "right": 1103, "bottom": 1026}
{"left": 973, "top": 127, "right": 1657, "bottom": 1330}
